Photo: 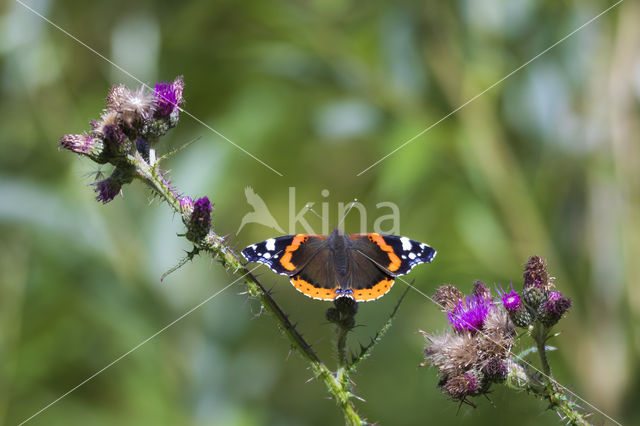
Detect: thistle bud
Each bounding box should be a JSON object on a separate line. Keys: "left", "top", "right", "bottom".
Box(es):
{"left": 522, "top": 285, "right": 547, "bottom": 309}
{"left": 483, "top": 357, "right": 507, "bottom": 382}
{"left": 187, "top": 197, "right": 213, "bottom": 241}
{"left": 327, "top": 296, "right": 358, "bottom": 330}
{"left": 92, "top": 167, "right": 133, "bottom": 204}
{"left": 538, "top": 291, "right": 572, "bottom": 327}
{"left": 94, "top": 177, "right": 121, "bottom": 204}
{"left": 59, "top": 133, "right": 105, "bottom": 162}
{"left": 499, "top": 283, "right": 532, "bottom": 328}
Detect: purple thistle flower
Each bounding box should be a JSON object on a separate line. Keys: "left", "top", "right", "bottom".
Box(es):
{"left": 447, "top": 294, "right": 493, "bottom": 333}
{"left": 59, "top": 133, "right": 104, "bottom": 158}
{"left": 153, "top": 76, "right": 184, "bottom": 118}
{"left": 94, "top": 177, "right": 122, "bottom": 203}
{"left": 498, "top": 283, "right": 522, "bottom": 313}
{"left": 187, "top": 196, "right": 212, "bottom": 240}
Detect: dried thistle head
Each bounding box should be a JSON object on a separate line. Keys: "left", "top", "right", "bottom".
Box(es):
{"left": 423, "top": 331, "right": 478, "bottom": 379}
{"left": 523, "top": 255, "right": 554, "bottom": 291}
{"left": 479, "top": 308, "right": 515, "bottom": 359}
{"left": 442, "top": 373, "right": 481, "bottom": 400}
{"left": 433, "top": 285, "right": 463, "bottom": 313}
{"left": 472, "top": 280, "right": 491, "bottom": 300}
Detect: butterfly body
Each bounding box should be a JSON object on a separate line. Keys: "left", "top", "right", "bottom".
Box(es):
{"left": 242, "top": 228, "right": 436, "bottom": 302}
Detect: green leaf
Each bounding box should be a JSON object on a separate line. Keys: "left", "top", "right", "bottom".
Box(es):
{"left": 516, "top": 345, "right": 558, "bottom": 359}
{"left": 348, "top": 286, "right": 410, "bottom": 373}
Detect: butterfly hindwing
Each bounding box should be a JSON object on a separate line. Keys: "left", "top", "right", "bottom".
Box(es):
{"left": 241, "top": 234, "right": 327, "bottom": 276}
{"left": 290, "top": 248, "right": 340, "bottom": 301}
{"left": 344, "top": 249, "right": 395, "bottom": 301}
{"left": 290, "top": 244, "right": 396, "bottom": 302}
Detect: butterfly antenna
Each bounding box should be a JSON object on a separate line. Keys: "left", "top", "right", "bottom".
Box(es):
{"left": 337, "top": 199, "right": 358, "bottom": 229}
{"left": 305, "top": 203, "right": 323, "bottom": 220}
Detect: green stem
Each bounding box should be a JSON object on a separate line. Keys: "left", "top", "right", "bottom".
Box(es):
{"left": 510, "top": 331, "right": 591, "bottom": 425}
{"left": 131, "top": 152, "right": 362, "bottom": 424}
{"left": 336, "top": 325, "right": 350, "bottom": 390}
{"left": 533, "top": 322, "right": 551, "bottom": 377}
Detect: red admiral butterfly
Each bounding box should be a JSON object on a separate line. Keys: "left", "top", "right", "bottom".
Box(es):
{"left": 242, "top": 227, "right": 436, "bottom": 302}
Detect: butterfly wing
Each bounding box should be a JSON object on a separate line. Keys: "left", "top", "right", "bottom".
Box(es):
{"left": 241, "top": 235, "right": 327, "bottom": 276}
{"left": 343, "top": 249, "right": 395, "bottom": 302}
{"left": 290, "top": 248, "right": 341, "bottom": 301}
{"left": 348, "top": 233, "right": 436, "bottom": 276}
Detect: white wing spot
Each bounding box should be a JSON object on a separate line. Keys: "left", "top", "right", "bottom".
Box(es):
{"left": 264, "top": 253, "right": 271, "bottom": 259}
{"left": 265, "top": 238, "right": 276, "bottom": 251}
{"left": 409, "top": 252, "right": 416, "bottom": 260}
{"left": 401, "top": 255, "right": 407, "bottom": 259}
{"left": 250, "top": 244, "right": 257, "bottom": 250}
{"left": 420, "top": 243, "right": 426, "bottom": 249}
{"left": 400, "top": 237, "right": 412, "bottom": 251}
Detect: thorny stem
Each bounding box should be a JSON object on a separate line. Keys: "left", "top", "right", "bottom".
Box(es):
{"left": 131, "top": 151, "right": 363, "bottom": 424}
{"left": 511, "top": 353, "right": 590, "bottom": 425}
{"left": 547, "top": 382, "right": 591, "bottom": 426}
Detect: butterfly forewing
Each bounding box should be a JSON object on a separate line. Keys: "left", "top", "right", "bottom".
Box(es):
{"left": 349, "top": 233, "right": 436, "bottom": 276}
{"left": 241, "top": 234, "right": 327, "bottom": 276}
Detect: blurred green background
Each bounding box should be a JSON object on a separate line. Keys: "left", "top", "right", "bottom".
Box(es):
{"left": 1, "top": 0, "right": 639, "bottom": 425}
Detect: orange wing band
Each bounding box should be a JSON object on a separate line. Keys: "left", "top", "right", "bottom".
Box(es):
{"left": 290, "top": 276, "right": 338, "bottom": 301}
{"left": 367, "top": 234, "right": 402, "bottom": 272}
{"left": 279, "top": 235, "right": 309, "bottom": 271}
{"left": 352, "top": 278, "right": 395, "bottom": 302}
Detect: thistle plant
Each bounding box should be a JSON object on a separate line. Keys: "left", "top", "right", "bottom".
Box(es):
{"left": 60, "top": 78, "right": 592, "bottom": 425}
{"left": 59, "top": 78, "right": 410, "bottom": 425}
{"left": 421, "top": 256, "right": 588, "bottom": 425}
